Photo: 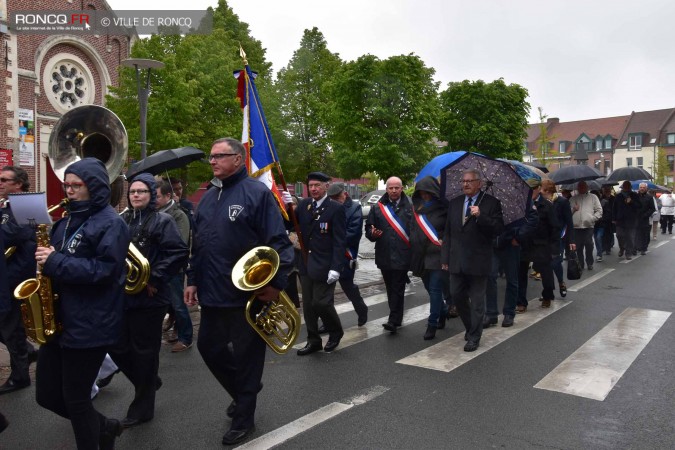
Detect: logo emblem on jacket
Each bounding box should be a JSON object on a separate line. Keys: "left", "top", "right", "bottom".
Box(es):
{"left": 67, "top": 232, "right": 83, "bottom": 254}
{"left": 229, "top": 205, "right": 243, "bottom": 222}
{"left": 1, "top": 213, "right": 8, "bottom": 225}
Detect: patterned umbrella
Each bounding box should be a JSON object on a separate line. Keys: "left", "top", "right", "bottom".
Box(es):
{"left": 440, "top": 152, "right": 532, "bottom": 226}
{"left": 498, "top": 159, "right": 550, "bottom": 188}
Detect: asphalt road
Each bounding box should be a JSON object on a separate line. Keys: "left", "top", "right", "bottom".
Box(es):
{"left": 2, "top": 236, "right": 675, "bottom": 449}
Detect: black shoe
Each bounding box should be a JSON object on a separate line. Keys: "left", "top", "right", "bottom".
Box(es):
{"left": 482, "top": 316, "right": 498, "bottom": 328}
{"left": 99, "top": 418, "right": 123, "bottom": 450}
{"left": 501, "top": 315, "right": 514, "bottom": 327}
{"left": 618, "top": 249, "right": 624, "bottom": 257}
{"left": 317, "top": 324, "right": 328, "bottom": 334}
{"left": 464, "top": 340, "right": 479, "bottom": 352}
{"left": 324, "top": 331, "right": 344, "bottom": 352}
{"left": 297, "top": 343, "right": 322, "bottom": 356}
{"left": 357, "top": 312, "right": 368, "bottom": 327}
{"left": 560, "top": 282, "right": 567, "bottom": 298}
{"left": 121, "top": 417, "right": 150, "bottom": 428}
{"left": 222, "top": 426, "right": 255, "bottom": 446}
{"left": 437, "top": 314, "right": 447, "bottom": 330}
{"left": 27, "top": 348, "right": 38, "bottom": 364}
{"left": 447, "top": 306, "right": 459, "bottom": 318}
{"left": 0, "top": 379, "right": 30, "bottom": 395}
{"left": 423, "top": 325, "right": 437, "bottom": 340}
{"left": 226, "top": 400, "right": 236, "bottom": 418}
{"left": 96, "top": 369, "right": 120, "bottom": 389}
{"left": 587, "top": 265, "right": 593, "bottom": 271}
{"left": 382, "top": 323, "right": 397, "bottom": 333}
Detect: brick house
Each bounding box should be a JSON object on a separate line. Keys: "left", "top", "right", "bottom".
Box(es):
{"left": 1, "top": 0, "right": 131, "bottom": 206}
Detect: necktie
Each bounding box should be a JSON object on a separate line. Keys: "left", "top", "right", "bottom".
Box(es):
{"left": 465, "top": 197, "right": 473, "bottom": 218}
{"left": 312, "top": 200, "right": 317, "bottom": 211}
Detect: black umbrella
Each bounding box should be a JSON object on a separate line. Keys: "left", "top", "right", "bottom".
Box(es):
{"left": 561, "top": 177, "right": 617, "bottom": 191}
{"left": 607, "top": 166, "right": 652, "bottom": 182}
{"left": 126, "top": 146, "right": 205, "bottom": 179}
{"left": 523, "top": 160, "right": 549, "bottom": 173}
{"left": 550, "top": 165, "right": 603, "bottom": 185}
{"left": 440, "top": 152, "right": 532, "bottom": 226}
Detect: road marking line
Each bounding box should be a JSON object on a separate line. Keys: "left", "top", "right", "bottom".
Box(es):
{"left": 651, "top": 240, "right": 669, "bottom": 249}
{"left": 567, "top": 268, "right": 614, "bottom": 292}
{"left": 235, "top": 386, "right": 390, "bottom": 449}
{"left": 335, "top": 291, "right": 391, "bottom": 315}
{"left": 396, "top": 299, "right": 572, "bottom": 372}
{"left": 619, "top": 254, "right": 641, "bottom": 264}
{"left": 294, "top": 304, "right": 430, "bottom": 350}
{"left": 534, "top": 307, "right": 670, "bottom": 401}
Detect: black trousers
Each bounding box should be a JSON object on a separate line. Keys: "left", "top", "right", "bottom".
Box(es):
{"left": 109, "top": 305, "right": 167, "bottom": 422}
{"left": 661, "top": 215, "right": 674, "bottom": 233}
{"left": 532, "top": 259, "right": 555, "bottom": 301}
{"left": 197, "top": 306, "right": 266, "bottom": 430}
{"left": 635, "top": 224, "right": 651, "bottom": 251}
{"left": 449, "top": 272, "right": 487, "bottom": 342}
{"left": 300, "top": 275, "right": 342, "bottom": 345}
{"left": 0, "top": 300, "right": 31, "bottom": 385}
{"left": 602, "top": 223, "right": 615, "bottom": 252}
{"left": 339, "top": 266, "right": 368, "bottom": 322}
{"left": 35, "top": 340, "right": 108, "bottom": 450}
{"left": 574, "top": 228, "right": 594, "bottom": 268}
{"left": 381, "top": 269, "right": 408, "bottom": 326}
{"left": 616, "top": 226, "right": 636, "bottom": 255}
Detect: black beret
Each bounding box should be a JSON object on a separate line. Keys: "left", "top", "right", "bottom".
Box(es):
{"left": 307, "top": 171, "right": 331, "bottom": 183}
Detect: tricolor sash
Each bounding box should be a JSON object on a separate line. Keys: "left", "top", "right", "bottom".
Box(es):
{"left": 378, "top": 202, "right": 410, "bottom": 246}
{"left": 413, "top": 211, "right": 441, "bottom": 246}
{"left": 345, "top": 247, "right": 357, "bottom": 260}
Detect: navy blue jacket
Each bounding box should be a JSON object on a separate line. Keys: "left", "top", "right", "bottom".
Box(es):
{"left": 122, "top": 173, "right": 188, "bottom": 309}
{"left": 1, "top": 202, "right": 37, "bottom": 289}
{"left": 187, "top": 167, "right": 293, "bottom": 307}
{"left": 0, "top": 228, "right": 10, "bottom": 314}
{"left": 42, "top": 158, "right": 130, "bottom": 348}
{"left": 553, "top": 195, "right": 575, "bottom": 246}
{"left": 343, "top": 196, "right": 363, "bottom": 260}
{"left": 365, "top": 192, "right": 413, "bottom": 271}
{"left": 494, "top": 196, "right": 539, "bottom": 249}
{"left": 297, "top": 196, "right": 347, "bottom": 281}
{"left": 410, "top": 176, "right": 446, "bottom": 274}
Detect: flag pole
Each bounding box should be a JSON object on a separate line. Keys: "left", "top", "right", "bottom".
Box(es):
{"left": 238, "top": 45, "right": 307, "bottom": 262}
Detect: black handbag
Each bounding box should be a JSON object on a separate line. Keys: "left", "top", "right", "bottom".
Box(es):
{"left": 567, "top": 253, "right": 582, "bottom": 280}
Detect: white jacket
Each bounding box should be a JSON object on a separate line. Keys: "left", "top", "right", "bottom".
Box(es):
{"left": 660, "top": 194, "right": 675, "bottom": 216}
{"left": 570, "top": 193, "right": 602, "bottom": 229}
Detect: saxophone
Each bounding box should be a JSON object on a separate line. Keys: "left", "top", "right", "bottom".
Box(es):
{"left": 13, "top": 224, "right": 62, "bottom": 345}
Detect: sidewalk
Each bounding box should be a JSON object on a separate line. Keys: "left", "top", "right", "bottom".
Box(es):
{"left": 0, "top": 235, "right": 385, "bottom": 373}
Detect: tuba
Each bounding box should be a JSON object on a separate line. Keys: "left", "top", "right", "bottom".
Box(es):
{"left": 232, "top": 246, "right": 300, "bottom": 354}
{"left": 48, "top": 105, "right": 150, "bottom": 295}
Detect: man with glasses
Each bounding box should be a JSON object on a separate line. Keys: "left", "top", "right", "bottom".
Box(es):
{"left": 0, "top": 166, "right": 37, "bottom": 395}
{"left": 185, "top": 138, "right": 293, "bottom": 446}
{"left": 441, "top": 169, "right": 504, "bottom": 352}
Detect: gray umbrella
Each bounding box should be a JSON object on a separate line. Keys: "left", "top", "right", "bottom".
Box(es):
{"left": 607, "top": 166, "right": 652, "bottom": 182}
{"left": 550, "top": 165, "right": 603, "bottom": 185}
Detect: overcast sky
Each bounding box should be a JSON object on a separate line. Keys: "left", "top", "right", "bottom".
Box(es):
{"left": 108, "top": 0, "right": 675, "bottom": 123}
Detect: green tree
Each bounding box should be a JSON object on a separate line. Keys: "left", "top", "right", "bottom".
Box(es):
{"left": 654, "top": 146, "right": 669, "bottom": 185}
{"left": 328, "top": 54, "right": 440, "bottom": 183}
{"left": 275, "top": 27, "right": 343, "bottom": 183}
{"left": 438, "top": 78, "right": 530, "bottom": 160}
{"left": 105, "top": 0, "right": 274, "bottom": 188}
{"left": 534, "top": 106, "right": 556, "bottom": 166}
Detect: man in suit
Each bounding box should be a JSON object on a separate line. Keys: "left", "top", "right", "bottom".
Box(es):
{"left": 294, "top": 172, "right": 347, "bottom": 355}
{"left": 365, "top": 176, "right": 413, "bottom": 333}
{"left": 441, "top": 168, "right": 504, "bottom": 352}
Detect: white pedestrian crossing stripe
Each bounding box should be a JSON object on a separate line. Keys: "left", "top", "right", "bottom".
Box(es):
{"left": 567, "top": 268, "right": 614, "bottom": 292}
{"left": 534, "top": 307, "right": 670, "bottom": 401}
{"left": 396, "top": 299, "right": 571, "bottom": 372}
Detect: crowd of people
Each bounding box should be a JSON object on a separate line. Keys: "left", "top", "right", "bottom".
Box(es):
{"left": 2, "top": 147, "right": 674, "bottom": 447}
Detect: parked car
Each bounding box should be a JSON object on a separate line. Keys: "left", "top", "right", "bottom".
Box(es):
{"left": 359, "top": 190, "right": 386, "bottom": 217}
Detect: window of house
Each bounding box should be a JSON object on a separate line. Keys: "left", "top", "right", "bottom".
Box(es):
{"left": 604, "top": 137, "right": 612, "bottom": 149}
{"left": 626, "top": 158, "right": 633, "bottom": 167}
{"left": 667, "top": 133, "right": 675, "bottom": 145}
{"left": 559, "top": 141, "right": 566, "bottom": 153}
{"left": 594, "top": 159, "right": 601, "bottom": 169}
{"left": 637, "top": 157, "right": 643, "bottom": 168}
{"left": 668, "top": 155, "right": 674, "bottom": 171}
{"left": 629, "top": 134, "right": 642, "bottom": 151}
{"left": 596, "top": 138, "right": 603, "bottom": 150}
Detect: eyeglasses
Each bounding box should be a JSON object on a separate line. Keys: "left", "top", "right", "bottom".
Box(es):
{"left": 0, "top": 177, "right": 16, "bottom": 183}
{"left": 208, "top": 153, "right": 238, "bottom": 161}
{"left": 62, "top": 182, "right": 85, "bottom": 191}
{"left": 129, "top": 189, "right": 150, "bottom": 195}
{"left": 460, "top": 179, "right": 479, "bottom": 184}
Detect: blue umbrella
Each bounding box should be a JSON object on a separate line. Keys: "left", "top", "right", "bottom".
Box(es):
{"left": 630, "top": 180, "right": 671, "bottom": 192}
{"left": 415, "top": 151, "right": 466, "bottom": 182}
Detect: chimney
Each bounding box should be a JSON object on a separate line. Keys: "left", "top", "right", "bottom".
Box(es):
{"left": 547, "top": 117, "right": 560, "bottom": 125}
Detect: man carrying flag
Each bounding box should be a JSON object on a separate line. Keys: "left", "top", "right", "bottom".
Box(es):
{"left": 365, "top": 176, "right": 413, "bottom": 333}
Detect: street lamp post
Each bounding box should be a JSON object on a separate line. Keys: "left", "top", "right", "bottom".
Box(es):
{"left": 121, "top": 58, "right": 165, "bottom": 160}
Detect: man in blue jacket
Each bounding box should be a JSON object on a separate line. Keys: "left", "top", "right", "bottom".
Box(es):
{"left": 185, "top": 138, "right": 293, "bottom": 446}
{"left": 327, "top": 182, "right": 368, "bottom": 326}
{"left": 0, "top": 166, "right": 37, "bottom": 394}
